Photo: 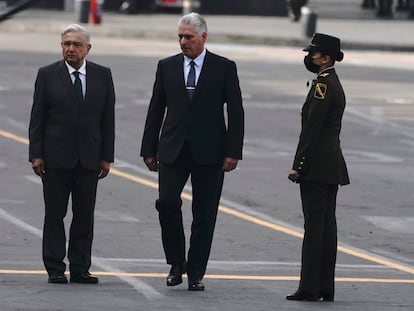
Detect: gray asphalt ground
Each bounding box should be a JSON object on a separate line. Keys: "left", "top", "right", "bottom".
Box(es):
{"left": 1, "top": 1, "right": 414, "bottom": 310}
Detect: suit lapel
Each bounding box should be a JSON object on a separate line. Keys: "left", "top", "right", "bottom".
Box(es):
{"left": 192, "top": 50, "right": 211, "bottom": 101}
{"left": 58, "top": 60, "right": 84, "bottom": 108}
{"left": 172, "top": 55, "right": 190, "bottom": 103}
{"left": 58, "top": 61, "right": 77, "bottom": 103}
{"left": 84, "top": 61, "right": 93, "bottom": 109}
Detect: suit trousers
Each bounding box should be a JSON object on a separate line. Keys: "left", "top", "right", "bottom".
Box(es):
{"left": 157, "top": 141, "right": 225, "bottom": 280}
{"left": 41, "top": 164, "right": 98, "bottom": 275}
{"left": 299, "top": 182, "right": 339, "bottom": 296}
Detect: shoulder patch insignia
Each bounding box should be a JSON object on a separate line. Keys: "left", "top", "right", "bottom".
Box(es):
{"left": 314, "top": 83, "right": 327, "bottom": 99}
{"left": 320, "top": 73, "right": 330, "bottom": 77}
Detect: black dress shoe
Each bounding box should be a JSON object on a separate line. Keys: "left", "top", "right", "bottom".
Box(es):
{"left": 286, "top": 290, "right": 318, "bottom": 301}
{"left": 188, "top": 279, "right": 205, "bottom": 291}
{"left": 48, "top": 272, "right": 68, "bottom": 284}
{"left": 319, "top": 292, "right": 334, "bottom": 301}
{"left": 166, "top": 262, "right": 186, "bottom": 287}
{"left": 70, "top": 272, "right": 99, "bottom": 284}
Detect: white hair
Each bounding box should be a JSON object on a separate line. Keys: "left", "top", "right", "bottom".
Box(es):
{"left": 61, "top": 24, "right": 90, "bottom": 43}
{"left": 178, "top": 12, "right": 207, "bottom": 36}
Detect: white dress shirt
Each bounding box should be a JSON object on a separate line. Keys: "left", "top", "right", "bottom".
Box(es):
{"left": 66, "top": 60, "right": 87, "bottom": 99}
{"left": 183, "top": 49, "right": 206, "bottom": 86}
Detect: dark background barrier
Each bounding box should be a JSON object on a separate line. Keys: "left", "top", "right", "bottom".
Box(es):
{"left": 6, "top": 0, "right": 63, "bottom": 9}
{"left": 5, "top": 0, "right": 288, "bottom": 16}
{"left": 200, "top": 0, "right": 288, "bottom": 16}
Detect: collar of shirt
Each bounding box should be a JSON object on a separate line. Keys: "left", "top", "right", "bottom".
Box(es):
{"left": 65, "top": 60, "right": 87, "bottom": 77}
{"left": 65, "top": 60, "right": 87, "bottom": 97}
{"left": 317, "top": 66, "right": 334, "bottom": 78}
{"left": 183, "top": 49, "right": 206, "bottom": 85}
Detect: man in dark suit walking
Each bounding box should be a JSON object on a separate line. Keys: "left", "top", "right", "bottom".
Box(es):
{"left": 29, "top": 24, "right": 115, "bottom": 284}
{"left": 140, "top": 12, "right": 244, "bottom": 291}
{"left": 286, "top": 33, "right": 349, "bottom": 302}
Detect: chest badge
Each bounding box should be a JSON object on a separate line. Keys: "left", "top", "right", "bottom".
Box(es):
{"left": 314, "top": 83, "right": 327, "bottom": 99}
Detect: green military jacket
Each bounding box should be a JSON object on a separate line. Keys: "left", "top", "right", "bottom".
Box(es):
{"left": 293, "top": 67, "right": 350, "bottom": 185}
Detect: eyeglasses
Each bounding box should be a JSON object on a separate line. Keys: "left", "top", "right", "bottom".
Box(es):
{"left": 61, "top": 41, "right": 85, "bottom": 49}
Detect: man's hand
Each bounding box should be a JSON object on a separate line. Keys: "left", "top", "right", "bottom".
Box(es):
{"left": 223, "top": 157, "right": 238, "bottom": 172}
{"left": 32, "top": 158, "right": 46, "bottom": 177}
{"left": 288, "top": 169, "right": 300, "bottom": 183}
{"left": 98, "top": 160, "right": 111, "bottom": 179}
{"left": 144, "top": 157, "right": 158, "bottom": 172}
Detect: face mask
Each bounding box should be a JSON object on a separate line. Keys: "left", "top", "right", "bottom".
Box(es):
{"left": 304, "top": 54, "right": 320, "bottom": 73}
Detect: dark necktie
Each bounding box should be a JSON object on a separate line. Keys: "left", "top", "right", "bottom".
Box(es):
{"left": 73, "top": 71, "right": 83, "bottom": 102}
{"left": 186, "top": 60, "right": 196, "bottom": 100}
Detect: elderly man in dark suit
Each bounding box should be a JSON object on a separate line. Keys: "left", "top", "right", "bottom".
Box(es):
{"left": 287, "top": 33, "right": 349, "bottom": 302}
{"left": 140, "top": 12, "right": 244, "bottom": 291}
{"left": 29, "top": 24, "right": 115, "bottom": 284}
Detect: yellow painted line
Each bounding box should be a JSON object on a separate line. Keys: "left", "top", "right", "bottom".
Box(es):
{"left": 110, "top": 168, "right": 302, "bottom": 239}
{"left": 0, "top": 129, "right": 29, "bottom": 145}
{"left": 0, "top": 270, "right": 47, "bottom": 275}
{"left": 2, "top": 129, "right": 414, "bottom": 277}
{"left": 335, "top": 277, "right": 414, "bottom": 284}
{"left": 110, "top": 168, "right": 158, "bottom": 189}
{"left": 1, "top": 270, "right": 414, "bottom": 284}
{"left": 218, "top": 206, "right": 304, "bottom": 239}
{"left": 337, "top": 246, "right": 414, "bottom": 275}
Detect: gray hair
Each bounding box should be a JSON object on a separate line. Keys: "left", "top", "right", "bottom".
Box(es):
{"left": 61, "top": 24, "right": 91, "bottom": 44}
{"left": 178, "top": 12, "right": 207, "bottom": 36}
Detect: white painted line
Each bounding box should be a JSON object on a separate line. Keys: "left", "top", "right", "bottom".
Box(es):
{"left": 363, "top": 216, "right": 414, "bottom": 234}
{"left": 5, "top": 117, "right": 27, "bottom": 131}
{"left": 0, "top": 199, "right": 26, "bottom": 204}
{"left": 95, "top": 211, "right": 141, "bottom": 223}
{"left": 100, "top": 257, "right": 388, "bottom": 270}
{"left": 114, "top": 158, "right": 157, "bottom": 180}
{"left": 2, "top": 130, "right": 414, "bottom": 277}
{"left": 93, "top": 257, "right": 163, "bottom": 300}
{"left": 344, "top": 149, "right": 403, "bottom": 163}
{"left": 24, "top": 175, "right": 42, "bottom": 185}
{"left": 370, "top": 248, "right": 414, "bottom": 264}
{"left": 0, "top": 208, "right": 163, "bottom": 300}
{"left": 346, "top": 106, "right": 414, "bottom": 140}
{"left": 0, "top": 208, "right": 43, "bottom": 237}
{"left": 118, "top": 215, "right": 141, "bottom": 223}
{"left": 108, "top": 159, "right": 414, "bottom": 274}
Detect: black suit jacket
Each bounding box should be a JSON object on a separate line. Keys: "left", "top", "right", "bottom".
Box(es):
{"left": 140, "top": 50, "right": 244, "bottom": 165}
{"left": 29, "top": 60, "right": 115, "bottom": 170}
{"left": 293, "top": 68, "right": 349, "bottom": 185}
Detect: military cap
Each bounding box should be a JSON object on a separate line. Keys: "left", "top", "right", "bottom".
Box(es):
{"left": 303, "top": 33, "right": 344, "bottom": 61}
